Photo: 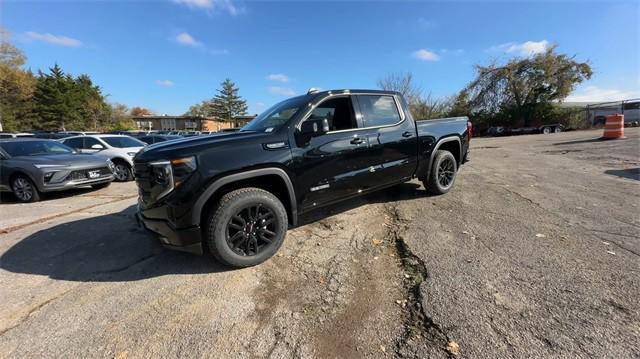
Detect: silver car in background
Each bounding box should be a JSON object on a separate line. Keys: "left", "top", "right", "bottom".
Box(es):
{"left": 0, "top": 139, "right": 115, "bottom": 202}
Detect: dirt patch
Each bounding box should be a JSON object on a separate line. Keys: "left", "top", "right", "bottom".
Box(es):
{"left": 250, "top": 204, "right": 407, "bottom": 357}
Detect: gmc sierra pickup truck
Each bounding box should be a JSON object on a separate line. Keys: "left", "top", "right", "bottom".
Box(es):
{"left": 134, "top": 89, "right": 471, "bottom": 267}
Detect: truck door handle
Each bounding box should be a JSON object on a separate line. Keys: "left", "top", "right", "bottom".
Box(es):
{"left": 402, "top": 131, "right": 413, "bottom": 138}
{"left": 350, "top": 137, "right": 365, "bottom": 145}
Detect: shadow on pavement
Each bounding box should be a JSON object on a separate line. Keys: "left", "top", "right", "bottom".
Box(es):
{"left": 605, "top": 168, "right": 640, "bottom": 181}
{"left": 0, "top": 205, "right": 228, "bottom": 282}
{"left": 1, "top": 182, "right": 428, "bottom": 282}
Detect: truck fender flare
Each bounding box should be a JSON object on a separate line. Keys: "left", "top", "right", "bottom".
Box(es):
{"left": 425, "top": 136, "right": 461, "bottom": 179}
{"left": 192, "top": 167, "right": 297, "bottom": 226}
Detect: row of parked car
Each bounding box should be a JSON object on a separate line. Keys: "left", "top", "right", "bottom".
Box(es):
{"left": 0, "top": 130, "right": 213, "bottom": 202}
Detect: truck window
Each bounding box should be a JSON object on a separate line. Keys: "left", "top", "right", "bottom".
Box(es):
{"left": 357, "top": 95, "right": 401, "bottom": 127}
{"left": 308, "top": 97, "right": 357, "bottom": 131}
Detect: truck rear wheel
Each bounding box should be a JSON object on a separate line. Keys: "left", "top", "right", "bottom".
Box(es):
{"left": 424, "top": 150, "right": 458, "bottom": 195}
{"left": 205, "top": 187, "right": 288, "bottom": 268}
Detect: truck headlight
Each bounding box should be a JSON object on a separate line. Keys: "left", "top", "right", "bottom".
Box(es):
{"left": 148, "top": 156, "right": 197, "bottom": 200}
{"left": 170, "top": 156, "right": 197, "bottom": 187}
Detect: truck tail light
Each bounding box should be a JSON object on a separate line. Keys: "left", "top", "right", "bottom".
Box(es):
{"left": 467, "top": 121, "right": 473, "bottom": 140}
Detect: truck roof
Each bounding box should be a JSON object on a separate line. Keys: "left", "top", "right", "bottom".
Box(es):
{"left": 308, "top": 89, "right": 402, "bottom": 97}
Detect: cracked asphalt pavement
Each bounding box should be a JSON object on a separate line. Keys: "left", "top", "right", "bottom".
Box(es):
{"left": 0, "top": 128, "right": 638, "bottom": 358}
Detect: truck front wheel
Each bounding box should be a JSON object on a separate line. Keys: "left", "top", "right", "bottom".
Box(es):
{"left": 424, "top": 150, "right": 458, "bottom": 195}
{"left": 205, "top": 187, "right": 288, "bottom": 268}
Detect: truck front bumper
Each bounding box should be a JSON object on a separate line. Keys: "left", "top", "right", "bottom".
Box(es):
{"left": 136, "top": 204, "right": 203, "bottom": 255}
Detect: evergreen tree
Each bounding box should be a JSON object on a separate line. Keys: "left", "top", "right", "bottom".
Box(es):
{"left": 32, "top": 64, "right": 70, "bottom": 130}
{"left": 209, "top": 78, "right": 247, "bottom": 121}
{"left": 32, "top": 65, "right": 110, "bottom": 130}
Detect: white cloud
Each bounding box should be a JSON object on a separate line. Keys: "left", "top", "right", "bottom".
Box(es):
{"left": 174, "top": 32, "right": 202, "bottom": 47}
{"left": 566, "top": 86, "right": 640, "bottom": 102}
{"left": 417, "top": 18, "right": 436, "bottom": 30}
{"left": 489, "top": 40, "right": 550, "bottom": 56}
{"left": 172, "top": 0, "right": 243, "bottom": 15}
{"left": 173, "top": 0, "right": 213, "bottom": 8}
{"left": 25, "top": 32, "right": 82, "bottom": 47}
{"left": 412, "top": 49, "right": 439, "bottom": 61}
{"left": 266, "top": 73, "right": 289, "bottom": 83}
{"left": 209, "top": 49, "right": 229, "bottom": 55}
{"left": 156, "top": 80, "right": 175, "bottom": 87}
{"left": 269, "top": 86, "right": 296, "bottom": 97}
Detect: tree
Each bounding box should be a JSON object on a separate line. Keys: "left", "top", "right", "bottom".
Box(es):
{"left": 209, "top": 78, "right": 248, "bottom": 120}
{"left": 377, "top": 72, "right": 423, "bottom": 105}
{"left": 104, "top": 103, "right": 135, "bottom": 131}
{"left": 0, "top": 27, "right": 36, "bottom": 131}
{"left": 130, "top": 107, "right": 153, "bottom": 117}
{"left": 464, "top": 46, "right": 592, "bottom": 127}
{"left": 31, "top": 64, "right": 110, "bottom": 130}
{"left": 183, "top": 101, "right": 208, "bottom": 117}
{"left": 411, "top": 93, "right": 452, "bottom": 120}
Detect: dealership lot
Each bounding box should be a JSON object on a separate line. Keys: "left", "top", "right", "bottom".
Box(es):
{"left": 0, "top": 128, "right": 638, "bottom": 358}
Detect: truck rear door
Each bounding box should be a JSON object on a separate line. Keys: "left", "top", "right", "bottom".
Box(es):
{"left": 354, "top": 94, "right": 418, "bottom": 189}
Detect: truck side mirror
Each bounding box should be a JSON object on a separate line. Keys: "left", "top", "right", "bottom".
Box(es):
{"left": 300, "top": 118, "right": 329, "bottom": 137}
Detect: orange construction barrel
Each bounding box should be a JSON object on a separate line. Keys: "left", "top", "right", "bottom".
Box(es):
{"left": 602, "top": 114, "right": 625, "bottom": 139}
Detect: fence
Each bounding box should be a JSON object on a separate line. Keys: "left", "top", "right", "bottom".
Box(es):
{"left": 586, "top": 99, "right": 640, "bottom": 125}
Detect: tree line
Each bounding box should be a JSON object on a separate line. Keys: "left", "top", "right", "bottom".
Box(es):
{"left": 378, "top": 46, "right": 593, "bottom": 133}
{"left": 0, "top": 30, "right": 142, "bottom": 132}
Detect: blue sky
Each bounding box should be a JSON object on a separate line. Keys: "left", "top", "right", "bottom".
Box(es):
{"left": 4, "top": 0, "right": 639, "bottom": 115}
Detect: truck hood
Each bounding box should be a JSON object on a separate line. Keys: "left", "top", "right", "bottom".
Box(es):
{"left": 135, "top": 131, "right": 270, "bottom": 161}
{"left": 12, "top": 153, "right": 109, "bottom": 167}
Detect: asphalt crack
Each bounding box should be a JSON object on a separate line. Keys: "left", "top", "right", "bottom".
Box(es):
{"left": 384, "top": 204, "right": 454, "bottom": 358}
{"left": 0, "top": 287, "right": 74, "bottom": 337}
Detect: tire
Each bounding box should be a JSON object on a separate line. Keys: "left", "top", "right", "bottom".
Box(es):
{"left": 11, "top": 175, "right": 41, "bottom": 203}
{"left": 542, "top": 126, "right": 551, "bottom": 134}
{"left": 112, "top": 161, "right": 133, "bottom": 182}
{"left": 205, "top": 187, "right": 288, "bottom": 268}
{"left": 554, "top": 127, "right": 562, "bottom": 133}
{"left": 424, "top": 150, "right": 458, "bottom": 195}
{"left": 91, "top": 182, "right": 112, "bottom": 189}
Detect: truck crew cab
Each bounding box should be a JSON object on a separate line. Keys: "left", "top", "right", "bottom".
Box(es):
{"left": 134, "top": 89, "right": 471, "bottom": 267}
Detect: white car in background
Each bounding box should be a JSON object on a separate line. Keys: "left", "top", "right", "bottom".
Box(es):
{"left": 60, "top": 135, "right": 145, "bottom": 181}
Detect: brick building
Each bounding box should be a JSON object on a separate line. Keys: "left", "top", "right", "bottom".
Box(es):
{"left": 132, "top": 115, "right": 256, "bottom": 132}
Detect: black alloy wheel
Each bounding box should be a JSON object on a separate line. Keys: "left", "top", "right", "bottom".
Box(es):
{"left": 437, "top": 157, "right": 456, "bottom": 189}
{"left": 424, "top": 150, "right": 458, "bottom": 195}
{"left": 206, "top": 187, "right": 288, "bottom": 268}
{"left": 226, "top": 204, "right": 280, "bottom": 256}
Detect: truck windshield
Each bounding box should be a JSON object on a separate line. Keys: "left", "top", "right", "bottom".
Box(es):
{"left": 241, "top": 96, "right": 309, "bottom": 132}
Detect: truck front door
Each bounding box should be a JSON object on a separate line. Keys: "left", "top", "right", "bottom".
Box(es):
{"left": 292, "top": 95, "right": 372, "bottom": 212}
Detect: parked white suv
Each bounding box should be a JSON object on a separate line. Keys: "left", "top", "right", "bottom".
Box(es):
{"left": 60, "top": 135, "right": 145, "bottom": 181}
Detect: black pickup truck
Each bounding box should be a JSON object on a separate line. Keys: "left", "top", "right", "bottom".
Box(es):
{"left": 134, "top": 89, "right": 471, "bottom": 267}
